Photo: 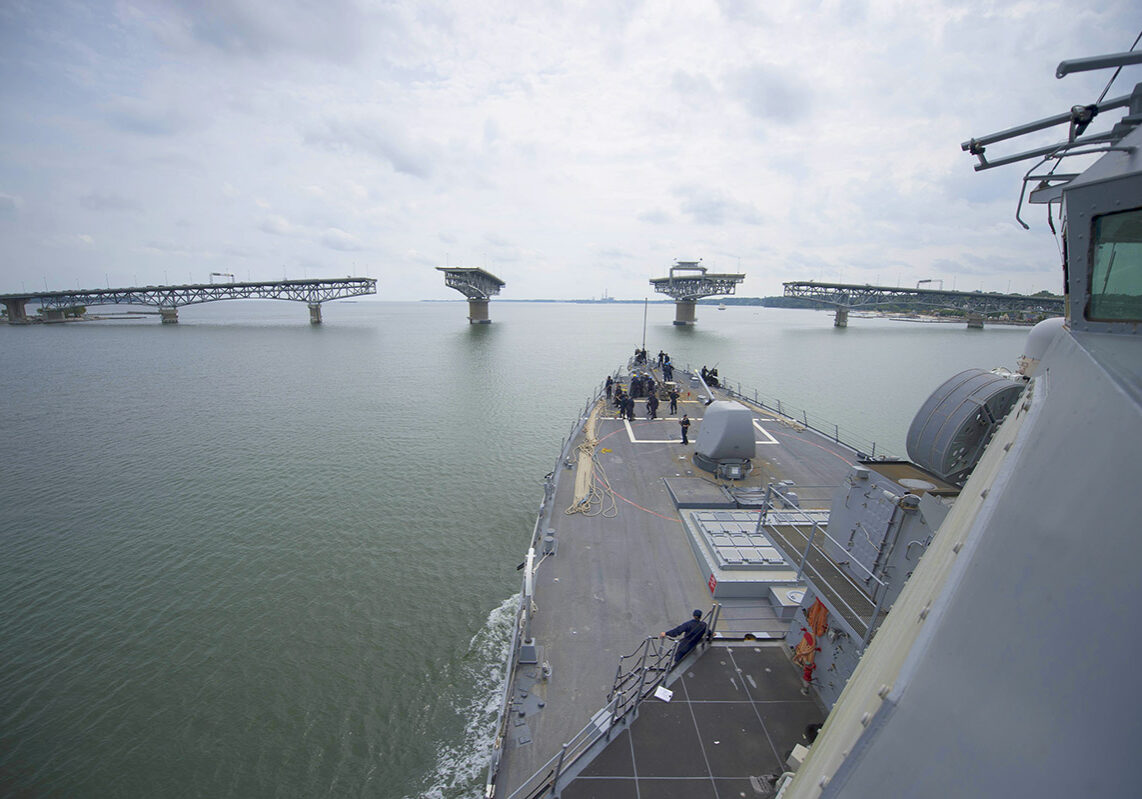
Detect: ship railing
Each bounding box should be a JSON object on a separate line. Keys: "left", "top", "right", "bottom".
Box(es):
{"left": 506, "top": 605, "right": 720, "bottom": 799}
{"left": 487, "top": 378, "right": 616, "bottom": 799}
{"left": 607, "top": 635, "right": 678, "bottom": 720}
{"left": 504, "top": 693, "right": 621, "bottom": 799}
{"left": 759, "top": 484, "right": 889, "bottom": 648}
{"left": 681, "top": 365, "right": 896, "bottom": 460}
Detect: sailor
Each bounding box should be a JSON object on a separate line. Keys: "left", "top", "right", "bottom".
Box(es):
{"left": 624, "top": 395, "right": 636, "bottom": 421}
{"left": 605, "top": 375, "right": 613, "bottom": 398}
{"left": 660, "top": 609, "right": 707, "bottom": 665}
{"left": 668, "top": 388, "right": 679, "bottom": 415}
{"left": 646, "top": 393, "right": 659, "bottom": 419}
{"left": 679, "top": 414, "right": 690, "bottom": 444}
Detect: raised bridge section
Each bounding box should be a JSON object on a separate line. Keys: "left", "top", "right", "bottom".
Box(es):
{"left": 436, "top": 266, "right": 506, "bottom": 323}
{"left": 1, "top": 277, "right": 377, "bottom": 325}
{"left": 783, "top": 280, "right": 1064, "bottom": 328}
{"left": 650, "top": 260, "right": 745, "bottom": 325}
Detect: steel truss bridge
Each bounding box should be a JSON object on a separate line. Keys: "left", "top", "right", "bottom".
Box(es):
{"left": 436, "top": 266, "right": 506, "bottom": 323}
{"left": 1, "top": 277, "right": 377, "bottom": 324}
{"left": 782, "top": 280, "right": 1064, "bottom": 327}
{"left": 650, "top": 260, "right": 745, "bottom": 325}
{"left": 649, "top": 261, "right": 744, "bottom": 301}
{"left": 435, "top": 266, "right": 505, "bottom": 300}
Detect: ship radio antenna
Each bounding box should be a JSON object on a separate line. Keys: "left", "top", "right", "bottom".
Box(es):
{"left": 642, "top": 297, "right": 648, "bottom": 350}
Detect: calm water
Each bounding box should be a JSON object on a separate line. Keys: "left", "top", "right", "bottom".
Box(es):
{"left": 0, "top": 301, "right": 1027, "bottom": 798}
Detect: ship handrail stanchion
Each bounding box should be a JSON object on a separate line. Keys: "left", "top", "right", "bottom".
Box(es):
{"left": 706, "top": 603, "right": 722, "bottom": 638}
{"left": 797, "top": 525, "right": 816, "bottom": 577}
{"left": 548, "top": 743, "right": 568, "bottom": 799}
{"left": 628, "top": 638, "right": 653, "bottom": 734}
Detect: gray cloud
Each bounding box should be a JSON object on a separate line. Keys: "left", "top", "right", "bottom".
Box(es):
{"left": 715, "top": 0, "right": 770, "bottom": 25}
{"left": 0, "top": 0, "right": 1130, "bottom": 301}
{"left": 638, "top": 209, "right": 671, "bottom": 225}
{"left": 304, "top": 118, "right": 435, "bottom": 178}
{"left": 162, "top": 0, "right": 374, "bottom": 63}
{"left": 143, "top": 240, "right": 194, "bottom": 256}
{"left": 673, "top": 185, "right": 761, "bottom": 226}
{"left": 259, "top": 216, "right": 294, "bottom": 236}
{"left": 0, "top": 192, "right": 22, "bottom": 218}
{"left": 321, "top": 228, "right": 363, "bottom": 251}
{"left": 104, "top": 97, "right": 199, "bottom": 137}
{"left": 80, "top": 193, "right": 141, "bottom": 212}
{"left": 934, "top": 252, "right": 1053, "bottom": 277}
{"left": 728, "top": 64, "right": 811, "bottom": 125}
{"left": 597, "top": 247, "right": 632, "bottom": 260}
{"left": 671, "top": 70, "right": 715, "bottom": 98}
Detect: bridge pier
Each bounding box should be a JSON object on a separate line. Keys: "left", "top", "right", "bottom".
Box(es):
{"left": 3, "top": 298, "right": 28, "bottom": 324}
{"left": 834, "top": 306, "right": 849, "bottom": 328}
{"left": 308, "top": 303, "right": 322, "bottom": 324}
{"left": 673, "top": 300, "right": 697, "bottom": 326}
{"left": 160, "top": 307, "right": 179, "bottom": 324}
{"left": 967, "top": 313, "right": 984, "bottom": 329}
{"left": 468, "top": 298, "right": 490, "bottom": 324}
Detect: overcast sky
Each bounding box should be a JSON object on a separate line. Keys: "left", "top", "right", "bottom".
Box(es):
{"left": 1, "top": 1, "right": 1139, "bottom": 301}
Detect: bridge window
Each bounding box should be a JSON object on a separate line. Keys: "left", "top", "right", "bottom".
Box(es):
{"left": 1088, "top": 207, "right": 1142, "bottom": 322}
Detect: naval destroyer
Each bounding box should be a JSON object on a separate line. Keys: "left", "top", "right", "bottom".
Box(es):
{"left": 486, "top": 48, "right": 1142, "bottom": 798}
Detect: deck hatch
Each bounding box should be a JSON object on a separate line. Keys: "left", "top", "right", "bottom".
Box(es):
{"left": 691, "top": 510, "right": 793, "bottom": 570}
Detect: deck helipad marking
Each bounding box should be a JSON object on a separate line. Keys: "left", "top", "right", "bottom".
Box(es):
{"left": 753, "top": 420, "right": 779, "bottom": 445}
{"left": 622, "top": 417, "right": 698, "bottom": 443}
{"left": 614, "top": 416, "right": 779, "bottom": 445}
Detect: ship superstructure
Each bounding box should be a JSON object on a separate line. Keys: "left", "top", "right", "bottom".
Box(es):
{"left": 487, "top": 48, "right": 1142, "bottom": 799}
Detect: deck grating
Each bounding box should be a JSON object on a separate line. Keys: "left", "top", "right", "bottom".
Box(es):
{"left": 562, "top": 644, "right": 824, "bottom": 799}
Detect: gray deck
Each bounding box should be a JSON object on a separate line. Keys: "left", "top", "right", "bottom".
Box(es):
{"left": 494, "top": 370, "right": 858, "bottom": 797}
{"left": 563, "top": 643, "right": 825, "bottom": 799}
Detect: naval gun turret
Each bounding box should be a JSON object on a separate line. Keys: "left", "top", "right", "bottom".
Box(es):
{"left": 693, "top": 400, "right": 756, "bottom": 479}
{"left": 436, "top": 266, "right": 506, "bottom": 323}
{"left": 649, "top": 260, "right": 745, "bottom": 325}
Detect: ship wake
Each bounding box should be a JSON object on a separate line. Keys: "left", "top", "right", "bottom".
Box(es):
{"left": 412, "top": 593, "right": 520, "bottom": 799}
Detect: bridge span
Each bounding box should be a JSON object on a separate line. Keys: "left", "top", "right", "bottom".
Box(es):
{"left": 1, "top": 277, "right": 377, "bottom": 325}
{"left": 783, "top": 280, "right": 1064, "bottom": 328}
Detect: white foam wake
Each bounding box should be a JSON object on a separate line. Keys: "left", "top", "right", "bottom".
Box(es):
{"left": 412, "top": 593, "right": 520, "bottom": 799}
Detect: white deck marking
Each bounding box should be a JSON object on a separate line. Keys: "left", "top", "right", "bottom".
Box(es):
{"left": 753, "top": 419, "right": 779, "bottom": 445}
{"left": 612, "top": 416, "right": 780, "bottom": 445}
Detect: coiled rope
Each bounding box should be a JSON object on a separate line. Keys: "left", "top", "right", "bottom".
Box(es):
{"left": 565, "top": 400, "right": 619, "bottom": 518}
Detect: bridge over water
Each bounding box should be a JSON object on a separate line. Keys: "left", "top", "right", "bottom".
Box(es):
{"left": 436, "top": 266, "right": 505, "bottom": 323}
{"left": 1, "top": 277, "right": 377, "bottom": 325}
{"left": 650, "top": 259, "right": 745, "bottom": 325}
{"left": 783, "top": 280, "right": 1064, "bottom": 328}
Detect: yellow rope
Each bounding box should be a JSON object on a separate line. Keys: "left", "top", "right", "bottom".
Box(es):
{"left": 565, "top": 400, "right": 618, "bottom": 517}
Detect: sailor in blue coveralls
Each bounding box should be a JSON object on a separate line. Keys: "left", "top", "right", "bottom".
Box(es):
{"left": 660, "top": 609, "right": 707, "bottom": 665}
